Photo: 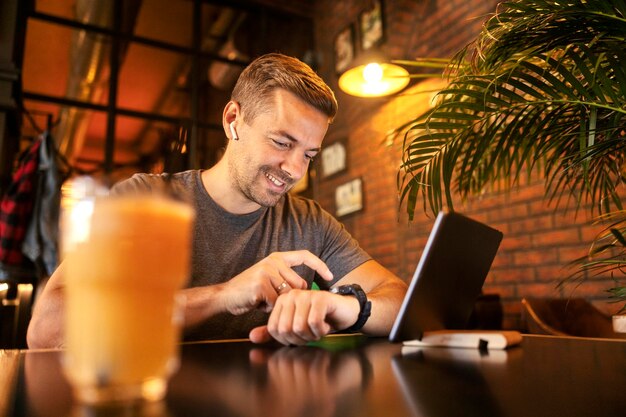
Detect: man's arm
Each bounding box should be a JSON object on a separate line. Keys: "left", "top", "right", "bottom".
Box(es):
{"left": 249, "top": 260, "right": 407, "bottom": 345}
{"left": 27, "top": 266, "right": 66, "bottom": 349}
{"left": 27, "top": 250, "right": 335, "bottom": 348}
{"left": 333, "top": 259, "right": 408, "bottom": 335}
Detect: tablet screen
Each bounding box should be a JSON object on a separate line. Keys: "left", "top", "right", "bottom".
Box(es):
{"left": 389, "top": 211, "right": 503, "bottom": 343}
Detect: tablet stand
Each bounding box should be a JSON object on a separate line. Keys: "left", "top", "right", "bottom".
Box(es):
{"left": 402, "top": 330, "right": 522, "bottom": 350}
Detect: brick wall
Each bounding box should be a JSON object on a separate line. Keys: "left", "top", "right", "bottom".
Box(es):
{"left": 311, "top": 0, "right": 621, "bottom": 330}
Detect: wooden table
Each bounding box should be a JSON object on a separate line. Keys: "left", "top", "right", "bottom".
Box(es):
{"left": 3, "top": 334, "right": 626, "bottom": 417}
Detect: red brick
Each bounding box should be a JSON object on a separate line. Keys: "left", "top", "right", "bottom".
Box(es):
{"left": 517, "top": 282, "right": 563, "bottom": 298}
{"left": 488, "top": 267, "right": 535, "bottom": 283}
{"left": 580, "top": 222, "right": 611, "bottom": 242}
{"left": 532, "top": 228, "right": 581, "bottom": 247}
{"left": 375, "top": 230, "right": 396, "bottom": 245}
{"left": 534, "top": 264, "right": 571, "bottom": 282}
{"left": 499, "top": 234, "right": 532, "bottom": 251}
{"left": 527, "top": 198, "right": 557, "bottom": 216}
{"left": 513, "top": 248, "right": 559, "bottom": 266}
{"left": 374, "top": 241, "right": 399, "bottom": 254}
{"left": 557, "top": 246, "right": 591, "bottom": 264}
{"left": 509, "top": 215, "right": 554, "bottom": 234}
{"left": 490, "top": 252, "right": 513, "bottom": 268}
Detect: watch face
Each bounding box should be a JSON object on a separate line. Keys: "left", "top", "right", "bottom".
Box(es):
{"left": 331, "top": 284, "right": 365, "bottom": 298}
{"left": 331, "top": 285, "right": 355, "bottom": 295}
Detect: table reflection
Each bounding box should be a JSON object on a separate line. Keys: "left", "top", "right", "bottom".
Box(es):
{"left": 167, "top": 338, "right": 373, "bottom": 417}
{"left": 393, "top": 347, "right": 516, "bottom": 417}
{"left": 20, "top": 336, "right": 378, "bottom": 417}
{"left": 23, "top": 350, "right": 173, "bottom": 417}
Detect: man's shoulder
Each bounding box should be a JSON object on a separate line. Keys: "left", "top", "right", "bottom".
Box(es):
{"left": 281, "top": 194, "right": 338, "bottom": 226}
{"left": 125, "top": 169, "right": 198, "bottom": 185}
{"left": 112, "top": 170, "right": 200, "bottom": 195}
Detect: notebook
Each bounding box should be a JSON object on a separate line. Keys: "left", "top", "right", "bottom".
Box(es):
{"left": 389, "top": 211, "right": 503, "bottom": 343}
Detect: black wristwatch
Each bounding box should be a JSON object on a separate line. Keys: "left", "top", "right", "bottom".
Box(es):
{"left": 330, "top": 284, "right": 372, "bottom": 332}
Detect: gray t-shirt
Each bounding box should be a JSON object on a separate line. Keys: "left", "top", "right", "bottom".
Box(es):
{"left": 113, "top": 170, "right": 371, "bottom": 340}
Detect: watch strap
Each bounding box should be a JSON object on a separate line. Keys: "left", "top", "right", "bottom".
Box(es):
{"left": 331, "top": 284, "right": 372, "bottom": 332}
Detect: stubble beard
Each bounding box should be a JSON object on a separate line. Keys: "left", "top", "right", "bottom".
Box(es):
{"left": 232, "top": 163, "right": 294, "bottom": 208}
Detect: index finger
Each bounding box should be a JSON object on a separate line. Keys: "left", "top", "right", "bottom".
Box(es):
{"left": 276, "top": 250, "right": 334, "bottom": 282}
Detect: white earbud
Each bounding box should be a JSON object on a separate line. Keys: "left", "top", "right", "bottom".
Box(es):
{"left": 229, "top": 122, "right": 238, "bottom": 140}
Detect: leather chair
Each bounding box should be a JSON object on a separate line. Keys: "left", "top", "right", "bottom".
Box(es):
{"left": 521, "top": 297, "right": 626, "bottom": 339}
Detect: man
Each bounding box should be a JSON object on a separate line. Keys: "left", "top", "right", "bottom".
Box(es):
{"left": 27, "top": 53, "right": 407, "bottom": 348}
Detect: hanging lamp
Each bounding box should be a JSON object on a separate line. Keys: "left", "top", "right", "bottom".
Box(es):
{"left": 338, "top": 53, "right": 409, "bottom": 98}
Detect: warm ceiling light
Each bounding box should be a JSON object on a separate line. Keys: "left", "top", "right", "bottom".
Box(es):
{"left": 338, "top": 61, "right": 410, "bottom": 97}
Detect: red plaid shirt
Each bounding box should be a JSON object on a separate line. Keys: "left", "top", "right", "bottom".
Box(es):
{"left": 0, "top": 140, "right": 41, "bottom": 266}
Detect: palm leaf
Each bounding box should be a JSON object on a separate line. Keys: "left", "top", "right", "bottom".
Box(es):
{"left": 398, "top": 0, "right": 626, "bottom": 218}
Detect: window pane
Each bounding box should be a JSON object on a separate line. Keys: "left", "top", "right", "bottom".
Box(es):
{"left": 117, "top": 42, "right": 190, "bottom": 119}
{"left": 51, "top": 107, "right": 108, "bottom": 174}
{"left": 115, "top": 115, "right": 182, "bottom": 175}
{"left": 22, "top": 20, "right": 110, "bottom": 105}
{"left": 133, "top": 0, "right": 193, "bottom": 47}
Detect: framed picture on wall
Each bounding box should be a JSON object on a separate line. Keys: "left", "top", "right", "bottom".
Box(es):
{"left": 359, "top": 0, "right": 385, "bottom": 51}
{"left": 320, "top": 140, "right": 347, "bottom": 179}
{"left": 335, "top": 178, "right": 363, "bottom": 217}
{"left": 334, "top": 24, "right": 356, "bottom": 74}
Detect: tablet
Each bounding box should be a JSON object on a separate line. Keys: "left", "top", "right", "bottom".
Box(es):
{"left": 389, "top": 211, "right": 503, "bottom": 343}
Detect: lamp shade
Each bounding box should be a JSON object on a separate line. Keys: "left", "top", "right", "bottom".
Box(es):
{"left": 338, "top": 61, "right": 409, "bottom": 97}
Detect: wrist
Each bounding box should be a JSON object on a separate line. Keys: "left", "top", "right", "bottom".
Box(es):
{"left": 330, "top": 284, "right": 372, "bottom": 332}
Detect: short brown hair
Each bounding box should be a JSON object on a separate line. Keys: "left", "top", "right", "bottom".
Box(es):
{"left": 231, "top": 53, "right": 338, "bottom": 123}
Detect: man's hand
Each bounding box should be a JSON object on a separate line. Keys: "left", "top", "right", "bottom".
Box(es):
{"left": 248, "top": 289, "right": 360, "bottom": 345}
{"left": 248, "top": 260, "right": 409, "bottom": 345}
{"left": 220, "top": 250, "right": 334, "bottom": 315}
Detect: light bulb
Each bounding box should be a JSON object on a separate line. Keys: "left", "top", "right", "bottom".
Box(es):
{"left": 363, "top": 63, "right": 383, "bottom": 83}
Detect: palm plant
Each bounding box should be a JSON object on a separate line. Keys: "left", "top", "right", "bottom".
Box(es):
{"left": 396, "top": 0, "right": 626, "bottom": 308}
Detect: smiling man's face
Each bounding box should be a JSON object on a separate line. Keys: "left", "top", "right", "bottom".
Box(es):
{"left": 227, "top": 88, "right": 329, "bottom": 210}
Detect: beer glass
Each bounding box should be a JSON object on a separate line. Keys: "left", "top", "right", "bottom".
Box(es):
{"left": 60, "top": 177, "right": 194, "bottom": 404}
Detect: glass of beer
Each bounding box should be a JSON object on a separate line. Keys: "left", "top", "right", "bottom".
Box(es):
{"left": 60, "top": 177, "right": 194, "bottom": 404}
